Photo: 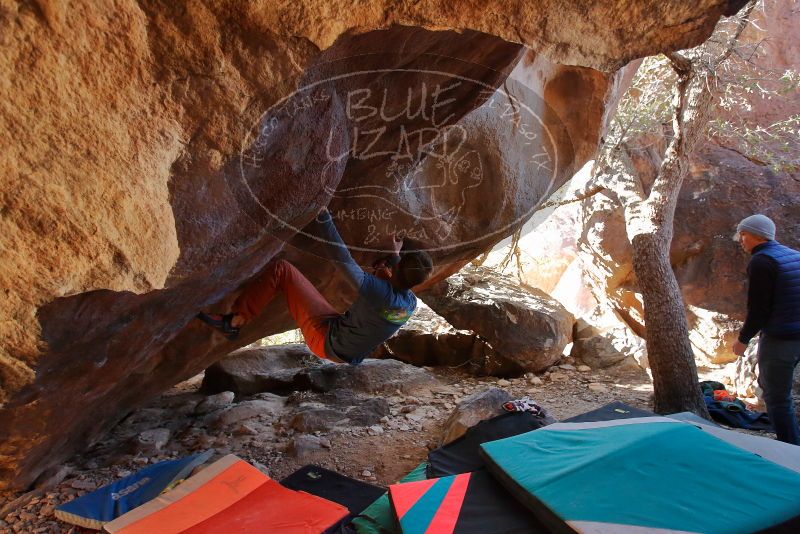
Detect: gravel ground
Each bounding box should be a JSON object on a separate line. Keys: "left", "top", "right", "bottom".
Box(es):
{"left": 0, "top": 358, "right": 663, "bottom": 533}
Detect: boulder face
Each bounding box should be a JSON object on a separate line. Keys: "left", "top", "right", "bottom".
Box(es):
{"left": 0, "top": 1, "right": 742, "bottom": 488}
{"left": 422, "top": 266, "right": 575, "bottom": 373}
{"left": 570, "top": 311, "right": 648, "bottom": 371}
{"left": 373, "top": 303, "right": 506, "bottom": 375}
{"left": 279, "top": 45, "right": 638, "bottom": 310}
{"left": 202, "top": 345, "right": 441, "bottom": 397}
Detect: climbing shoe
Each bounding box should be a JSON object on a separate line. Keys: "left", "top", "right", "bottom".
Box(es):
{"left": 197, "top": 312, "right": 240, "bottom": 340}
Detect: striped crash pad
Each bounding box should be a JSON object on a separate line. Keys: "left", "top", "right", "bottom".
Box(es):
{"left": 103, "top": 455, "right": 348, "bottom": 533}
{"left": 353, "top": 462, "right": 428, "bottom": 534}
{"left": 388, "top": 470, "right": 542, "bottom": 534}
{"left": 481, "top": 419, "right": 800, "bottom": 533}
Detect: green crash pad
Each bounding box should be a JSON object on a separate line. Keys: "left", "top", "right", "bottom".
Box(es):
{"left": 353, "top": 462, "right": 428, "bottom": 534}
{"left": 481, "top": 419, "right": 800, "bottom": 533}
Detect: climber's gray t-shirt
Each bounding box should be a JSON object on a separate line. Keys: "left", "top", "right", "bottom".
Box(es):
{"left": 312, "top": 213, "right": 416, "bottom": 364}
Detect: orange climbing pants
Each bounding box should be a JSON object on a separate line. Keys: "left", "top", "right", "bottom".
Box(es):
{"left": 232, "top": 259, "right": 339, "bottom": 360}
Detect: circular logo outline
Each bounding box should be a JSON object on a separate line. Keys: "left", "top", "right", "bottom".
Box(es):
{"left": 236, "top": 63, "right": 562, "bottom": 255}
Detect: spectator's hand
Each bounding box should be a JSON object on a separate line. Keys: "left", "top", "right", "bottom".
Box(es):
{"left": 732, "top": 340, "right": 747, "bottom": 357}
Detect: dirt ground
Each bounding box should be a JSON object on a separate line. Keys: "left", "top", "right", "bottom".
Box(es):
{"left": 0, "top": 359, "right": 666, "bottom": 533}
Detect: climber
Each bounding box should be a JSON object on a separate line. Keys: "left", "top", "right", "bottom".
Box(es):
{"left": 731, "top": 214, "right": 800, "bottom": 445}
{"left": 197, "top": 208, "right": 433, "bottom": 365}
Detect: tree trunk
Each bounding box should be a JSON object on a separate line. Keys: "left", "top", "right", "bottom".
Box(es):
{"left": 626, "top": 63, "right": 713, "bottom": 418}
{"left": 630, "top": 231, "right": 709, "bottom": 415}
{"left": 600, "top": 2, "right": 754, "bottom": 418}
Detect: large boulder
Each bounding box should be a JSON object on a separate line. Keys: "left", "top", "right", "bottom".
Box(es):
{"left": 373, "top": 303, "right": 505, "bottom": 375}
{"left": 570, "top": 312, "right": 648, "bottom": 371}
{"left": 281, "top": 44, "right": 640, "bottom": 308}
{"left": 0, "top": 0, "right": 744, "bottom": 488}
{"left": 289, "top": 397, "right": 389, "bottom": 433}
{"left": 202, "top": 344, "right": 440, "bottom": 396}
{"left": 309, "top": 358, "right": 442, "bottom": 396}
{"left": 202, "top": 345, "right": 321, "bottom": 396}
{"left": 422, "top": 266, "right": 575, "bottom": 374}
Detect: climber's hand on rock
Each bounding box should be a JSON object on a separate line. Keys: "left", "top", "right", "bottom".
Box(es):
{"left": 391, "top": 233, "right": 404, "bottom": 255}
{"left": 732, "top": 340, "right": 747, "bottom": 357}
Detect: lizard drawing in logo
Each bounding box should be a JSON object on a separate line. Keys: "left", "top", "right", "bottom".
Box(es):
{"left": 324, "top": 123, "right": 485, "bottom": 242}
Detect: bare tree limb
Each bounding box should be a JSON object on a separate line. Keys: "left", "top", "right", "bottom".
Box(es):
{"left": 666, "top": 52, "right": 692, "bottom": 74}
{"left": 536, "top": 183, "right": 607, "bottom": 209}
{"left": 596, "top": 146, "right": 646, "bottom": 210}
{"left": 713, "top": 0, "right": 758, "bottom": 66}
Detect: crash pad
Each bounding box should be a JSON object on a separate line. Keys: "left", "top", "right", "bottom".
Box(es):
{"left": 281, "top": 465, "right": 385, "bottom": 521}
{"left": 481, "top": 419, "right": 800, "bottom": 533}
{"left": 352, "top": 462, "right": 427, "bottom": 534}
{"left": 55, "top": 451, "right": 212, "bottom": 529}
{"left": 389, "top": 470, "right": 542, "bottom": 534}
{"left": 427, "top": 411, "right": 548, "bottom": 478}
{"left": 103, "top": 455, "right": 348, "bottom": 534}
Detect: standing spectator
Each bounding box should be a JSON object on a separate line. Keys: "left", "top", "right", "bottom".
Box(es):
{"left": 732, "top": 214, "right": 800, "bottom": 444}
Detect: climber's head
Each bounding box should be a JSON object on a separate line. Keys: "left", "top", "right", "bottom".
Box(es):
{"left": 393, "top": 250, "right": 433, "bottom": 290}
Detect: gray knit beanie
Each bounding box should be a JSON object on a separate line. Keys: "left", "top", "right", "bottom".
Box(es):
{"left": 736, "top": 214, "right": 776, "bottom": 240}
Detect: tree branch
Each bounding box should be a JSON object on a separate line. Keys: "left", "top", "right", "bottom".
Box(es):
{"left": 596, "top": 147, "right": 646, "bottom": 210}
{"left": 713, "top": 0, "right": 758, "bottom": 67}
{"left": 666, "top": 52, "right": 691, "bottom": 75}
{"left": 537, "top": 183, "right": 607, "bottom": 209}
